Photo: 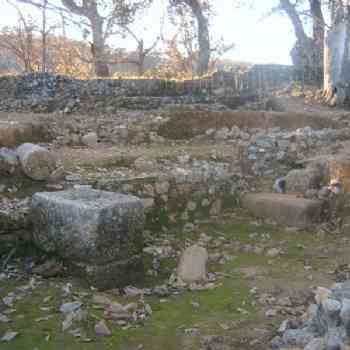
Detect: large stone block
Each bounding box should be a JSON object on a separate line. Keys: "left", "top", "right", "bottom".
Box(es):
{"left": 285, "top": 166, "right": 324, "bottom": 193}
{"left": 31, "top": 188, "right": 145, "bottom": 288}
{"left": 242, "top": 193, "right": 323, "bottom": 228}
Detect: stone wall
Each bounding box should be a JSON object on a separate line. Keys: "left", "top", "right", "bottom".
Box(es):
{"left": 0, "top": 65, "right": 293, "bottom": 113}
{"left": 97, "top": 165, "right": 247, "bottom": 232}
{"left": 0, "top": 161, "right": 248, "bottom": 251}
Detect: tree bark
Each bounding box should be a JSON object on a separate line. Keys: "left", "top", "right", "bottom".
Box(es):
{"left": 193, "top": 5, "right": 210, "bottom": 76}
{"left": 280, "top": 0, "right": 322, "bottom": 73}
{"left": 173, "top": 0, "right": 210, "bottom": 76}
{"left": 41, "top": 0, "right": 47, "bottom": 73}
{"left": 323, "top": 20, "right": 348, "bottom": 104}
{"left": 323, "top": 2, "right": 350, "bottom": 105}
{"left": 310, "top": 0, "right": 324, "bottom": 73}
{"left": 90, "top": 16, "right": 110, "bottom": 77}
{"left": 61, "top": 0, "right": 110, "bottom": 77}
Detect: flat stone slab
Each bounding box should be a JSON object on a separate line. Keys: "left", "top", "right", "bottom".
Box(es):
{"left": 242, "top": 193, "right": 323, "bottom": 228}
{"left": 31, "top": 188, "right": 145, "bottom": 265}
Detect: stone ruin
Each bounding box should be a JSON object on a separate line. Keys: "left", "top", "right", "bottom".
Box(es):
{"left": 3, "top": 71, "right": 350, "bottom": 350}
{"left": 273, "top": 282, "right": 350, "bottom": 350}
{"left": 31, "top": 188, "right": 145, "bottom": 290}
{"left": 0, "top": 66, "right": 292, "bottom": 114}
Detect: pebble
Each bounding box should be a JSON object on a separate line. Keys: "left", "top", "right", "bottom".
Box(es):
{"left": 95, "top": 320, "right": 111, "bottom": 336}
{"left": 59, "top": 302, "right": 82, "bottom": 314}
{"left": 0, "top": 314, "right": 11, "bottom": 323}
{"left": 1, "top": 331, "right": 18, "bottom": 341}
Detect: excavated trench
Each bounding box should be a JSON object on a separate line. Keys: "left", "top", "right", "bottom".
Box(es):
{"left": 1, "top": 92, "right": 350, "bottom": 349}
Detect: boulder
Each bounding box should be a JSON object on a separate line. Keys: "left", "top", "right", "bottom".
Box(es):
{"left": 17, "top": 143, "right": 57, "bottom": 181}
{"left": 95, "top": 320, "right": 111, "bottom": 336}
{"left": 31, "top": 188, "right": 145, "bottom": 289}
{"left": 242, "top": 193, "right": 323, "bottom": 228}
{"left": 81, "top": 132, "right": 98, "bottom": 148}
{"left": 276, "top": 280, "right": 350, "bottom": 350}
{"left": 285, "top": 166, "right": 324, "bottom": 193}
{"left": 177, "top": 245, "right": 208, "bottom": 284}
{"left": 0, "top": 148, "right": 20, "bottom": 176}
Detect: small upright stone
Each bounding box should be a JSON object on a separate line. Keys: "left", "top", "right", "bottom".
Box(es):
{"left": 95, "top": 320, "right": 111, "bottom": 336}
{"left": 177, "top": 245, "right": 208, "bottom": 284}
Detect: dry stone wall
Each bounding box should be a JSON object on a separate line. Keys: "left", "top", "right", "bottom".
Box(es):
{"left": 97, "top": 164, "right": 248, "bottom": 232}
{"left": 0, "top": 65, "right": 293, "bottom": 113}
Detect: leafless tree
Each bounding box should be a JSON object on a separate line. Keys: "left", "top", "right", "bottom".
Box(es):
{"left": 121, "top": 24, "right": 161, "bottom": 76}
{"left": 274, "top": 0, "right": 325, "bottom": 73}
{"left": 169, "top": 0, "right": 211, "bottom": 76}
{"left": 60, "top": 0, "right": 152, "bottom": 77}
{"left": 0, "top": 4, "right": 39, "bottom": 72}
{"left": 323, "top": 0, "right": 350, "bottom": 104}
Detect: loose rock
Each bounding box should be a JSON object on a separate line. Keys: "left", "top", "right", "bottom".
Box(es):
{"left": 177, "top": 245, "right": 208, "bottom": 284}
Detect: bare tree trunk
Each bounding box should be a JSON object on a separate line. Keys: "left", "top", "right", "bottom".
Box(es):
{"left": 310, "top": 0, "right": 324, "bottom": 75}
{"left": 137, "top": 40, "right": 145, "bottom": 76}
{"left": 281, "top": 0, "right": 322, "bottom": 74}
{"left": 194, "top": 8, "right": 210, "bottom": 76}
{"left": 175, "top": 0, "right": 210, "bottom": 76}
{"left": 90, "top": 17, "right": 109, "bottom": 77}
{"left": 41, "top": 0, "right": 47, "bottom": 73}
{"left": 138, "top": 55, "right": 145, "bottom": 76}
{"left": 323, "top": 11, "right": 349, "bottom": 105}
{"left": 61, "top": 0, "right": 110, "bottom": 77}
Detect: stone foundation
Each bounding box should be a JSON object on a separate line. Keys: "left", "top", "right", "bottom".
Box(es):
{"left": 97, "top": 169, "right": 246, "bottom": 231}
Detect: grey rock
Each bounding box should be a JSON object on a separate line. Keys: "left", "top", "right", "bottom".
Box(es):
{"left": 318, "top": 187, "right": 331, "bottom": 199}
{"left": 31, "top": 188, "right": 145, "bottom": 289}
{"left": 31, "top": 188, "right": 144, "bottom": 264}
{"left": 16, "top": 143, "right": 57, "bottom": 181}
{"left": 282, "top": 329, "right": 314, "bottom": 347}
{"left": 177, "top": 245, "right": 208, "bottom": 284}
{"left": 324, "top": 327, "right": 345, "bottom": 350}
{"left": 81, "top": 132, "right": 98, "bottom": 148}
{"left": 340, "top": 298, "right": 350, "bottom": 324}
{"left": 92, "top": 294, "right": 113, "bottom": 306}
{"left": 214, "top": 128, "right": 230, "bottom": 140}
{"left": 60, "top": 301, "right": 82, "bottom": 314}
{"left": 95, "top": 320, "right": 111, "bottom": 336}
{"left": 304, "top": 338, "right": 326, "bottom": 350}
{"left": 285, "top": 166, "right": 324, "bottom": 193}
{"left": 0, "top": 314, "right": 11, "bottom": 323}
{"left": 0, "top": 148, "right": 19, "bottom": 175}
{"left": 1, "top": 331, "right": 18, "bottom": 342}
{"left": 322, "top": 299, "right": 341, "bottom": 327}
{"left": 202, "top": 336, "right": 230, "bottom": 350}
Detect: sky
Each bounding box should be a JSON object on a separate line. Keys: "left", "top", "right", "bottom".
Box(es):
{"left": 0, "top": 0, "right": 297, "bottom": 64}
